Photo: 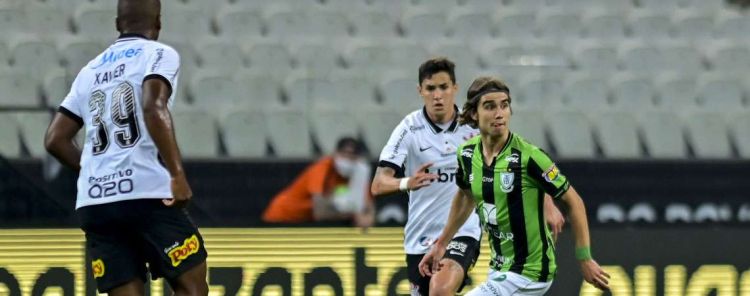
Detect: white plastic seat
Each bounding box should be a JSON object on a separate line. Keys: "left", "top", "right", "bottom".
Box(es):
{"left": 609, "top": 73, "right": 655, "bottom": 111}
{"left": 672, "top": 11, "right": 714, "bottom": 40}
{"left": 547, "top": 110, "right": 596, "bottom": 158}
{"left": 0, "top": 6, "right": 22, "bottom": 38}
{"left": 504, "top": 0, "right": 547, "bottom": 12}
{"left": 618, "top": 42, "right": 663, "bottom": 76}
{"left": 74, "top": 5, "right": 116, "bottom": 43}
{"left": 593, "top": 111, "right": 641, "bottom": 158}
{"left": 447, "top": 9, "right": 494, "bottom": 40}
{"left": 189, "top": 71, "right": 243, "bottom": 110}
{"left": 171, "top": 110, "right": 219, "bottom": 158}
{"left": 59, "top": 38, "right": 104, "bottom": 74}
{"left": 706, "top": 41, "right": 750, "bottom": 74}
{"left": 292, "top": 42, "right": 340, "bottom": 79}
{"left": 43, "top": 69, "right": 70, "bottom": 107}
{"left": 714, "top": 12, "right": 750, "bottom": 39}
{"left": 518, "top": 75, "right": 563, "bottom": 110}
{"left": 654, "top": 73, "right": 698, "bottom": 109}
{"left": 309, "top": 108, "right": 359, "bottom": 154}
{"left": 572, "top": 42, "right": 618, "bottom": 74}
{"left": 196, "top": 39, "right": 245, "bottom": 74}
{"left": 683, "top": 111, "right": 732, "bottom": 159}
{"left": 681, "top": 0, "right": 724, "bottom": 12}
{"left": 10, "top": 38, "right": 61, "bottom": 78}
{"left": 628, "top": 11, "right": 672, "bottom": 40}
{"left": 0, "top": 73, "right": 40, "bottom": 108}
{"left": 24, "top": 5, "right": 70, "bottom": 39}
{"left": 510, "top": 109, "right": 549, "bottom": 151}
{"left": 659, "top": 43, "right": 704, "bottom": 74}
{"left": 358, "top": 106, "right": 405, "bottom": 155}
{"left": 494, "top": 9, "right": 536, "bottom": 40}
{"left": 215, "top": 7, "right": 263, "bottom": 39}
{"left": 0, "top": 113, "right": 20, "bottom": 158}
{"left": 16, "top": 111, "right": 52, "bottom": 158}
{"left": 379, "top": 76, "right": 421, "bottom": 112}
{"left": 220, "top": 110, "right": 268, "bottom": 158}
{"left": 265, "top": 107, "right": 313, "bottom": 158}
{"left": 400, "top": 9, "right": 447, "bottom": 41}
{"left": 695, "top": 74, "right": 744, "bottom": 111}
{"left": 728, "top": 111, "right": 750, "bottom": 158}
{"left": 283, "top": 73, "right": 335, "bottom": 109}
{"left": 245, "top": 42, "right": 293, "bottom": 81}
{"left": 638, "top": 111, "right": 688, "bottom": 159}
{"left": 0, "top": 41, "right": 8, "bottom": 68}
{"left": 636, "top": 0, "right": 681, "bottom": 12}
{"left": 328, "top": 74, "right": 377, "bottom": 110}
{"left": 348, "top": 11, "right": 397, "bottom": 38}
{"left": 536, "top": 9, "right": 582, "bottom": 40}
{"left": 583, "top": 12, "right": 626, "bottom": 40}
{"left": 560, "top": 73, "right": 608, "bottom": 111}
{"left": 161, "top": 6, "right": 212, "bottom": 41}
{"left": 234, "top": 69, "right": 283, "bottom": 110}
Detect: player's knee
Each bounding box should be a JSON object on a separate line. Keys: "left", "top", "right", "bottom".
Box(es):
{"left": 428, "top": 281, "right": 457, "bottom": 296}
{"left": 172, "top": 281, "right": 208, "bottom": 296}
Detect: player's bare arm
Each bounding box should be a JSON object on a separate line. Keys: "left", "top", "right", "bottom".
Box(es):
{"left": 142, "top": 78, "right": 191, "bottom": 208}
{"left": 561, "top": 186, "right": 610, "bottom": 291}
{"left": 45, "top": 113, "right": 83, "bottom": 171}
{"left": 418, "top": 188, "right": 475, "bottom": 277}
{"left": 544, "top": 194, "right": 565, "bottom": 242}
{"left": 370, "top": 163, "right": 438, "bottom": 196}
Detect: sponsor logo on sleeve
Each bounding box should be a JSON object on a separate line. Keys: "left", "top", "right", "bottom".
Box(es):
{"left": 543, "top": 165, "right": 560, "bottom": 183}
{"left": 92, "top": 259, "right": 105, "bottom": 278}
{"left": 166, "top": 234, "right": 200, "bottom": 267}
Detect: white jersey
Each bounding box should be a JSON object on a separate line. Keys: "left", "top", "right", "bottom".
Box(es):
{"left": 378, "top": 107, "right": 482, "bottom": 254}
{"left": 59, "top": 34, "right": 180, "bottom": 209}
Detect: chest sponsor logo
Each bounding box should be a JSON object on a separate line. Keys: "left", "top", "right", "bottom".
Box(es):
{"left": 166, "top": 234, "right": 200, "bottom": 267}
{"left": 543, "top": 164, "right": 560, "bottom": 183}
{"left": 461, "top": 148, "right": 473, "bottom": 158}
{"left": 505, "top": 153, "right": 519, "bottom": 163}
{"left": 500, "top": 172, "right": 514, "bottom": 193}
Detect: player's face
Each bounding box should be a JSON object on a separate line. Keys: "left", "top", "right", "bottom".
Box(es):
{"left": 418, "top": 72, "right": 457, "bottom": 119}
{"left": 474, "top": 92, "right": 511, "bottom": 137}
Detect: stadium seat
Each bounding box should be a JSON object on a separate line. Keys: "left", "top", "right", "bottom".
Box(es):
{"left": 683, "top": 111, "right": 732, "bottom": 159}
{"left": 234, "top": 69, "right": 284, "bottom": 110}
{"left": 23, "top": 4, "right": 70, "bottom": 40}
{"left": 546, "top": 110, "right": 596, "bottom": 158}
{"left": 0, "top": 6, "right": 22, "bottom": 38}
{"left": 504, "top": 0, "right": 547, "bottom": 12}
{"left": 411, "top": 0, "right": 458, "bottom": 7}
{"left": 461, "top": 0, "right": 501, "bottom": 10}
{"left": 681, "top": 0, "right": 724, "bottom": 12}
{"left": 400, "top": 8, "right": 448, "bottom": 41}
{"left": 706, "top": 41, "right": 750, "bottom": 74}
{"left": 572, "top": 42, "right": 618, "bottom": 74}
{"left": 327, "top": 73, "right": 378, "bottom": 110}
{"left": 324, "top": 0, "right": 370, "bottom": 12}
{"left": 74, "top": 5, "right": 116, "bottom": 43}
{"left": 16, "top": 111, "right": 52, "bottom": 158}
{"left": 638, "top": 111, "right": 688, "bottom": 159}
{"left": 245, "top": 42, "right": 294, "bottom": 81}
{"left": 183, "top": 0, "right": 226, "bottom": 18}
{"left": 636, "top": 0, "right": 682, "bottom": 12}
{"left": 672, "top": 10, "right": 714, "bottom": 41}
{"left": 9, "top": 37, "right": 62, "bottom": 79}
{"left": 659, "top": 42, "right": 704, "bottom": 74}
{"left": 291, "top": 42, "right": 341, "bottom": 79}
{"left": 379, "top": 76, "right": 421, "bottom": 112}
{"left": 628, "top": 11, "right": 672, "bottom": 40}
{"left": 306, "top": 9, "right": 351, "bottom": 39}
{"left": 494, "top": 9, "right": 536, "bottom": 40}
{"left": 582, "top": 12, "right": 626, "bottom": 40}
{"left": 309, "top": 107, "right": 359, "bottom": 154}
{"left": 348, "top": 11, "right": 398, "bottom": 38}
{"left": 0, "top": 73, "right": 40, "bottom": 108}
{"left": 161, "top": 5, "right": 212, "bottom": 41}
{"left": 189, "top": 71, "right": 243, "bottom": 110}
{"left": 0, "top": 41, "right": 8, "bottom": 68}
{"left": 714, "top": 12, "right": 750, "bottom": 39}
{"left": 172, "top": 110, "right": 219, "bottom": 158}
{"left": 195, "top": 39, "right": 246, "bottom": 74}
{"left": 283, "top": 73, "right": 335, "bottom": 110}
{"left": 59, "top": 38, "right": 104, "bottom": 75}
{"left": 215, "top": 7, "right": 264, "bottom": 39}
{"left": 480, "top": 42, "right": 526, "bottom": 71}
{"left": 560, "top": 73, "right": 608, "bottom": 111}
{"left": 358, "top": 106, "right": 404, "bottom": 156}
{"left": 618, "top": 42, "right": 663, "bottom": 75}
{"left": 264, "top": 106, "right": 314, "bottom": 158}
{"left": 518, "top": 75, "right": 563, "bottom": 110}
{"left": 42, "top": 69, "right": 69, "bottom": 107}
{"left": 728, "top": 111, "right": 750, "bottom": 158}
{"left": 654, "top": 73, "right": 699, "bottom": 109}
{"left": 447, "top": 9, "right": 494, "bottom": 40}
{"left": 536, "top": 9, "right": 582, "bottom": 40}
{"left": 266, "top": 8, "right": 350, "bottom": 39}
{"left": 592, "top": 111, "right": 642, "bottom": 158}
{"left": 220, "top": 110, "right": 268, "bottom": 158}
{"left": 523, "top": 42, "right": 571, "bottom": 78}
{"left": 510, "top": 109, "right": 549, "bottom": 151}
{"left": 0, "top": 113, "right": 20, "bottom": 158}
{"left": 609, "top": 73, "right": 656, "bottom": 111}
{"left": 696, "top": 74, "right": 744, "bottom": 111}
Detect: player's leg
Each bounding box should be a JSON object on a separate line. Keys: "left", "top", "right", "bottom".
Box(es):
{"left": 406, "top": 254, "right": 432, "bottom": 296}
{"left": 465, "top": 271, "right": 551, "bottom": 296}
{"left": 429, "top": 236, "right": 480, "bottom": 296}
{"left": 140, "top": 201, "right": 208, "bottom": 296}
{"left": 108, "top": 279, "right": 146, "bottom": 296}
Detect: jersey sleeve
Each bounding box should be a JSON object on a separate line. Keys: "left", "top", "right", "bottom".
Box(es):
{"left": 527, "top": 148, "right": 570, "bottom": 199}
{"left": 455, "top": 149, "right": 470, "bottom": 190}
{"left": 143, "top": 45, "right": 180, "bottom": 97}
{"left": 58, "top": 76, "right": 84, "bottom": 126}
{"left": 377, "top": 118, "right": 412, "bottom": 174}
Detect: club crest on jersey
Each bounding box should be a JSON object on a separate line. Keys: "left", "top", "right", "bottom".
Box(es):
{"left": 543, "top": 165, "right": 560, "bottom": 183}
{"left": 92, "top": 259, "right": 105, "bottom": 278}
{"left": 500, "top": 173, "right": 514, "bottom": 193}
{"left": 166, "top": 235, "right": 200, "bottom": 267}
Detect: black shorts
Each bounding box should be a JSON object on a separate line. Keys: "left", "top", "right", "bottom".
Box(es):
{"left": 406, "top": 236, "right": 480, "bottom": 296}
{"left": 77, "top": 199, "right": 207, "bottom": 293}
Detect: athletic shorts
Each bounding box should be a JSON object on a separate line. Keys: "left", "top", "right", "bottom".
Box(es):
{"left": 406, "top": 236, "right": 480, "bottom": 296}
{"left": 77, "top": 199, "right": 207, "bottom": 293}
{"left": 465, "top": 270, "right": 553, "bottom": 296}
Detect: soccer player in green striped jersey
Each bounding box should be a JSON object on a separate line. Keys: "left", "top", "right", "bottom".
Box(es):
{"left": 419, "top": 76, "right": 610, "bottom": 295}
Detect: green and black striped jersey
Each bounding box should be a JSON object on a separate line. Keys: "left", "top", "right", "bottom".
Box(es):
{"left": 456, "top": 133, "right": 570, "bottom": 282}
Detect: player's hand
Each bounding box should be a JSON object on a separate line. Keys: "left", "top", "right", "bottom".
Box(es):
{"left": 580, "top": 259, "right": 610, "bottom": 291}
{"left": 544, "top": 199, "right": 565, "bottom": 242}
{"left": 408, "top": 162, "right": 438, "bottom": 191}
{"left": 418, "top": 242, "right": 445, "bottom": 277}
{"left": 164, "top": 174, "right": 192, "bottom": 208}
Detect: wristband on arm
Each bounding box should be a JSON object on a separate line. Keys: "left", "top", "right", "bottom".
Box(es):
{"left": 575, "top": 246, "right": 592, "bottom": 261}
{"left": 399, "top": 178, "right": 410, "bottom": 192}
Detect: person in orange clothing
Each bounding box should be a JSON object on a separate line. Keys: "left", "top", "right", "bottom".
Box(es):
{"left": 263, "top": 137, "right": 374, "bottom": 227}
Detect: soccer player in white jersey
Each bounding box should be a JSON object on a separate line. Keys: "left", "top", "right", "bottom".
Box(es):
{"left": 371, "top": 58, "right": 565, "bottom": 296}
{"left": 44, "top": 0, "right": 208, "bottom": 295}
